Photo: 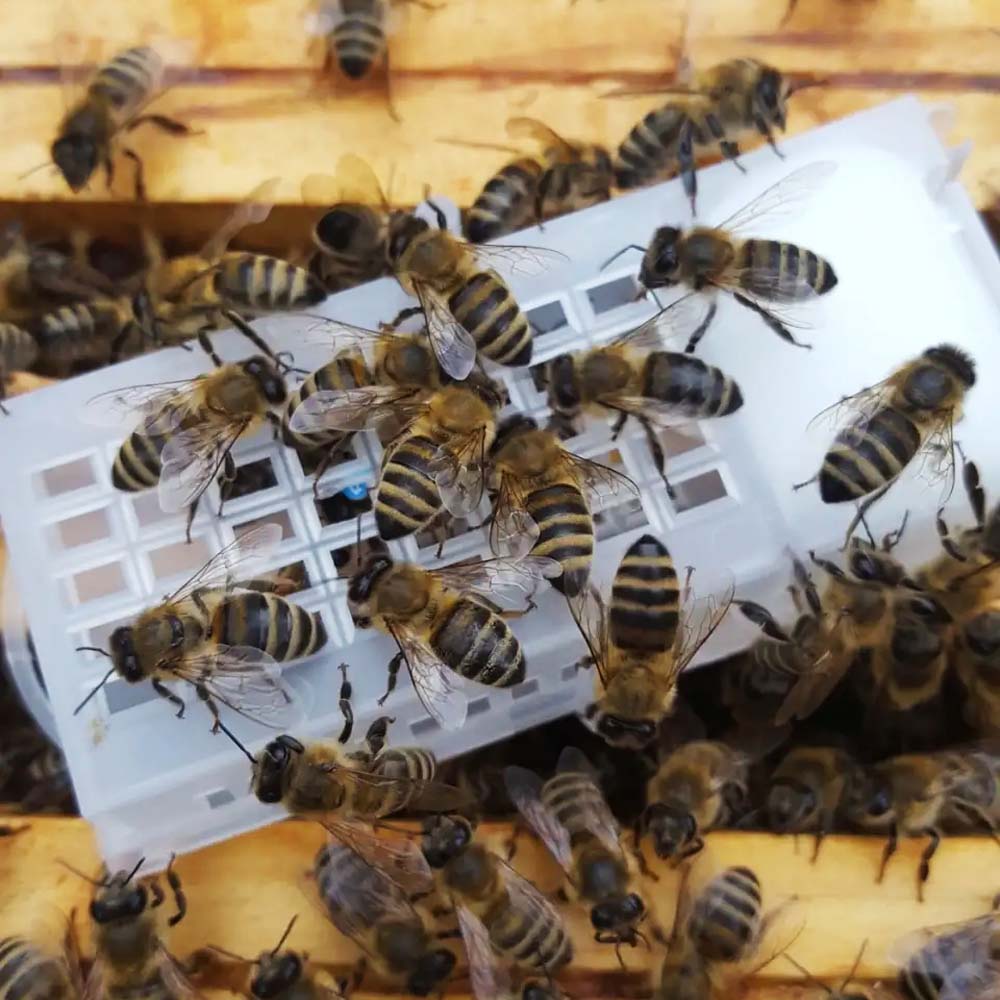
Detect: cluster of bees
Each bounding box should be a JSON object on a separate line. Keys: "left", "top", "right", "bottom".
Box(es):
{"left": 0, "top": 4, "right": 997, "bottom": 1000}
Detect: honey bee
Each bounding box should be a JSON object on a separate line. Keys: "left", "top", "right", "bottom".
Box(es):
{"left": 464, "top": 157, "right": 545, "bottom": 244}
{"left": 641, "top": 740, "right": 751, "bottom": 862}
{"left": 766, "top": 746, "right": 860, "bottom": 859}
{"left": 422, "top": 814, "right": 574, "bottom": 975}
{"left": 571, "top": 533, "right": 731, "bottom": 749}
{"left": 956, "top": 610, "right": 1000, "bottom": 736}
{"left": 504, "top": 746, "right": 648, "bottom": 949}
{"left": 51, "top": 45, "right": 196, "bottom": 198}
{"left": 0, "top": 322, "right": 37, "bottom": 409}
{"left": 0, "top": 918, "right": 83, "bottom": 1000}
{"left": 488, "top": 416, "right": 638, "bottom": 596}
{"left": 609, "top": 59, "right": 801, "bottom": 213}
{"left": 94, "top": 354, "right": 288, "bottom": 536}
{"left": 236, "top": 917, "right": 346, "bottom": 1000}
{"left": 81, "top": 857, "right": 194, "bottom": 1000}
{"left": 314, "top": 842, "right": 457, "bottom": 996}
{"left": 347, "top": 551, "right": 557, "bottom": 728}
{"left": 73, "top": 524, "right": 310, "bottom": 731}
{"left": 797, "top": 345, "right": 977, "bottom": 542}
{"left": 613, "top": 162, "right": 837, "bottom": 354}
{"left": 842, "top": 750, "right": 1000, "bottom": 900}
{"left": 546, "top": 326, "right": 743, "bottom": 494}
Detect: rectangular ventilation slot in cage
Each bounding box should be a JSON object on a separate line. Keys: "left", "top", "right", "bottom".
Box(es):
{"left": 204, "top": 788, "right": 236, "bottom": 809}
{"left": 54, "top": 508, "right": 112, "bottom": 550}
{"left": 510, "top": 691, "right": 566, "bottom": 722}
{"left": 131, "top": 491, "right": 175, "bottom": 529}
{"left": 594, "top": 496, "right": 649, "bottom": 541}
{"left": 561, "top": 664, "right": 580, "bottom": 682}
{"left": 660, "top": 423, "right": 707, "bottom": 458}
{"left": 221, "top": 457, "right": 278, "bottom": 502}
{"left": 298, "top": 442, "right": 356, "bottom": 479}
{"left": 38, "top": 457, "right": 97, "bottom": 498}
{"left": 672, "top": 469, "right": 728, "bottom": 513}
{"left": 527, "top": 300, "right": 568, "bottom": 336}
{"left": 511, "top": 678, "right": 539, "bottom": 700}
{"left": 331, "top": 537, "right": 387, "bottom": 578}
{"left": 149, "top": 537, "right": 212, "bottom": 582}
{"left": 234, "top": 509, "right": 295, "bottom": 542}
{"left": 104, "top": 679, "right": 160, "bottom": 714}
{"left": 410, "top": 716, "right": 440, "bottom": 737}
{"left": 586, "top": 275, "right": 641, "bottom": 315}
{"left": 67, "top": 562, "right": 127, "bottom": 605}
{"left": 316, "top": 487, "right": 372, "bottom": 528}
{"left": 467, "top": 696, "right": 490, "bottom": 718}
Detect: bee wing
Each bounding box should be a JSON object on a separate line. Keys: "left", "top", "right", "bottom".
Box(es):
{"left": 469, "top": 249, "right": 568, "bottom": 280}
{"left": 503, "top": 765, "right": 573, "bottom": 871}
{"left": 84, "top": 380, "right": 198, "bottom": 430}
{"left": 319, "top": 761, "right": 474, "bottom": 816}
{"left": 674, "top": 584, "right": 735, "bottom": 674}
{"left": 170, "top": 645, "right": 307, "bottom": 729}
{"left": 332, "top": 153, "right": 389, "bottom": 208}
{"left": 806, "top": 378, "right": 896, "bottom": 431}
{"left": 320, "top": 817, "right": 435, "bottom": 896}
{"left": 431, "top": 556, "right": 562, "bottom": 607}
{"left": 563, "top": 450, "right": 639, "bottom": 508}
{"left": 457, "top": 904, "right": 512, "bottom": 1000}
{"left": 168, "top": 523, "right": 283, "bottom": 601}
{"left": 497, "top": 859, "right": 569, "bottom": 948}
{"left": 157, "top": 945, "right": 206, "bottom": 1000}
{"left": 491, "top": 507, "right": 540, "bottom": 561}
{"left": 198, "top": 178, "right": 278, "bottom": 261}
{"left": 605, "top": 395, "right": 720, "bottom": 428}
{"left": 431, "top": 433, "right": 490, "bottom": 516}
{"left": 158, "top": 418, "right": 251, "bottom": 513}
{"left": 774, "top": 647, "right": 850, "bottom": 726}
{"left": 715, "top": 161, "right": 838, "bottom": 234}
{"left": 387, "top": 624, "right": 469, "bottom": 730}
{"left": 889, "top": 915, "right": 1000, "bottom": 976}
{"left": 289, "top": 385, "right": 423, "bottom": 433}
{"left": 611, "top": 294, "right": 709, "bottom": 351}
{"left": 410, "top": 279, "right": 478, "bottom": 381}
{"left": 567, "top": 583, "right": 611, "bottom": 685}
{"left": 506, "top": 117, "right": 579, "bottom": 161}
{"left": 727, "top": 266, "right": 826, "bottom": 304}
{"left": 554, "top": 746, "right": 621, "bottom": 853}
{"left": 918, "top": 413, "right": 961, "bottom": 502}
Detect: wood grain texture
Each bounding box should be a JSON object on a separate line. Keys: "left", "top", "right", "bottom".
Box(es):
{"left": 0, "top": 818, "right": 994, "bottom": 997}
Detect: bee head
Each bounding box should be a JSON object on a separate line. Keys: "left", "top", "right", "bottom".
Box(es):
{"left": 924, "top": 344, "right": 976, "bottom": 389}
{"left": 90, "top": 863, "right": 148, "bottom": 924}
{"left": 407, "top": 949, "right": 456, "bottom": 996}
{"left": 347, "top": 554, "right": 394, "bottom": 623}
{"left": 590, "top": 893, "right": 645, "bottom": 934}
{"left": 387, "top": 214, "right": 430, "bottom": 265}
{"left": 313, "top": 205, "right": 376, "bottom": 254}
{"left": 585, "top": 702, "right": 658, "bottom": 750}
{"left": 643, "top": 803, "right": 697, "bottom": 859}
{"left": 253, "top": 735, "right": 304, "bottom": 804}
{"left": 51, "top": 110, "right": 101, "bottom": 191}
{"left": 241, "top": 356, "right": 288, "bottom": 405}
{"left": 903, "top": 593, "right": 952, "bottom": 626}
{"left": 490, "top": 414, "right": 538, "bottom": 459}
{"left": 848, "top": 545, "right": 905, "bottom": 586}
{"left": 421, "top": 814, "right": 473, "bottom": 869}
{"left": 766, "top": 779, "right": 816, "bottom": 832}
{"left": 639, "top": 227, "right": 681, "bottom": 289}
{"left": 546, "top": 352, "right": 580, "bottom": 410}
{"left": 251, "top": 952, "right": 303, "bottom": 999}
{"left": 755, "top": 66, "right": 788, "bottom": 130}
{"left": 109, "top": 626, "right": 142, "bottom": 683}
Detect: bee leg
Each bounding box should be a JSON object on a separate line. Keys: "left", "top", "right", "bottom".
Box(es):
{"left": 152, "top": 679, "right": 186, "bottom": 718}
{"left": 916, "top": 829, "right": 940, "bottom": 902}
{"left": 677, "top": 118, "right": 698, "bottom": 217}
{"left": 425, "top": 198, "right": 449, "bottom": 232}
{"left": 148, "top": 877, "right": 165, "bottom": 908}
{"left": 378, "top": 652, "right": 404, "bottom": 706}
{"left": 184, "top": 502, "right": 198, "bottom": 545}
{"left": 165, "top": 853, "right": 187, "bottom": 926}
{"left": 120, "top": 148, "right": 147, "bottom": 202}
{"left": 349, "top": 957, "right": 367, "bottom": 994}
{"left": 753, "top": 115, "right": 785, "bottom": 159}
{"left": 732, "top": 293, "right": 810, "bottom": 348}
{"left": 841, "top": 484, "right": 893, "bottom": 550}
{"left": 390, "top": 306, "right": 424, "bottom": 327}
{"left": 637, "top": 416, "right": 675, "bottom": 501}
{"left": 197, "top": 328, "right": 226, "bottom": 368}
{"left": 810, "top": 822, "right": 830, "bottom": 864}
{"left": 792, "top": 474, "right": 817, "bottom": 491}
{"left": 875, "top": 823, "right": 898, "bottom": 884}
{"left": 364, "top": 715, "right": 393, "bottom": 756}
{"left": 935, "top": 509, "right": 966, "bottom": 561}
{"left": 719, "top": 139, "right": 747, "bottom": 173}
{"left": 682, "top": 299, "right": 717, "bottom": 353}
{"left": 336, "top": 663, "right": 354, "bottom": 744}
{"left": 217, "top": 453, "right": 237, "bottom": 517}
{"left": 127, "top": 113, "right": 200, "bottom": 137}
{"left": 223, "top": 310, "right": 288, "bottom": 369}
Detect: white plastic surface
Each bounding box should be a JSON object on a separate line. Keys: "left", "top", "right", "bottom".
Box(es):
{"left": 1, "top": 97, "right": 999, "bottom": 870}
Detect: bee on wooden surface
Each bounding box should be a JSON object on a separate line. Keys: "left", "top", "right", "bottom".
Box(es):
{"left": 612, "top": 162, "right": 837, "bottom": 354}
{"left": 610, "top": 59, "right": 801, "bottom": 213}
{"left": 0, "top": 917, "right": 83, "bottom": 1000}
{"left": 891, "top": 908, "right": 1000, "bottom": 1000}
{"left": 421, "top": 814, "right": 574, "bottom": 975}
{"left": 0, "top": 322, "right": 37, "bottom": 409}
{"left": 50, "top": 45, "right": 196, "bottom": 198}
{"left": 571, "top": 533, "right": 731, "bottom": 749}
{"left": 956, "top": 610, "right": 1000, "bottom": 736}
{"left": 504, "top": 746, "right": 648, "bottom": 950}
{"left": 73, "top": 524, "right": 310, "bottom": 731}
{"left": 94, "top": 353, "right": 288, "bottom": 536}
{"left": 842, "top": 750, "right": 1000, "bottom": 900}
{"left": 464, "top": 156, "right": 545, "bottom": 244}
{"left": 314, "top": 842, "right": 457, "bottom": 996}
{"left": 488, "top": 416, "right": 638, "bottom": 596}
{"left": 347, "top": 552, "right": 557, "bottom": 729}
{"left": 797, "top": 345, "right": 976, "bottom": 543}
{"left": 641, "top": 739, "right": 750, "bottom": 862}
{"left": 766, "top": 746, "right": 860, "bottom": 859}
{"left": 235, "top": 917, "right": 346, "bottom": 1000}
{"left": 546, "top": 326, "right": 743, "bottom": 495}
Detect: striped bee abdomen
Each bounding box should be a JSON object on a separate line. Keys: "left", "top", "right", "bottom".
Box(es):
{"left": 111, "top": 405, "right": 184, "bottom": 492}
{"left": 642, "top": 352, "right": 743, "bottom": 417}
{"left": 465, "top": 160, "right": 544, "bottom": 243}
{"left": 368, "top": 747, "right": 437, "bottom": 815}
{"left": 375, "top": 434, "right": 443, "bottom": 540}
{"left": 212, "top": 592, "right": 327, "bottom": 661}
{"left": 898, "top": 927, "right": 984, "bottom": 1000}
{"left": 738, "top": 240, "right": 838, "bottom": 298}
{"left": 819, "top": 407, "right": 922, "bottom": 504}
{"left": 282, "top": 353, "right": 370, "bottom": 452}
{"left": 430, "top": 599, "right": 525, "bottom": 687}
{"left": 89, "top": 46, "right": 159, "bottom": 109}
{"left": 525, "top": 483, "right": 593, "bottom": 597}
{"left": 542, "top": 771, "right": 607, "bottom": 841}
{"left": 0, "top": 937, "right": 73, "bottom": 1000}
{"left": 610, "top": 534, "right": 679, "bottom": 653}
{"left": 448, "top": 272, "right": 532, "bottom": 367}
{"left": 688, "top": 866, "right": 762, "bottom": 963}
{"left": 216, "top": 255, "right": 326, "bottom": 311}
{"left": 613, "top": 105, "right": 687, "bottom": 190}
{"left": 330, "top": 0, "right": 387, "bottom": 79}
{"left": 484, "top": 901, "right": 573, "bottom": 974}
{"left": 0, "top": 323, "right": 37, "bottom": 373}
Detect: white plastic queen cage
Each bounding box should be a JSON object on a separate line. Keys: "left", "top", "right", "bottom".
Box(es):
{"left": 2, "top": 96, "right": 999, "bottom": 870}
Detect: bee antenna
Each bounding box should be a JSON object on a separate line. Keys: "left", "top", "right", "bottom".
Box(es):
{"left": 58, "top": 859, "right": 106, "bottom": 886}
{"left": 781, "top": 952, "right": 831, "bottom": 995}
{"left": 18, "top": 161, "right": 53, "bottom": 182}
{"left": 271, "top": 915, "right": 298, "bottom": 955}
{"left": 215, "top": 720, "right": 256, "bottom": 763}
{"left": 600, "top": 244, "right": 645, "bottom": 272}
{"left": 73, "top": 667, "right": 116, "bottom": 715}
{"left": 208, "top": 944, "right": 253, "bottom": 963}
{"left": 75, "top": 645, "right": 111, "bottom": 657}
{"left": 124, "top": 857, "right": 146, "bottom": 884}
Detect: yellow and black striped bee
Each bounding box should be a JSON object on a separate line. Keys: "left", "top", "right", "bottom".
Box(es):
{"left": 314, "top": 842, "right": 457, "bottom": 996}
{"left": 956, "top": 610, "right": 1000, "bottom": 736}
{"left": 73, "top": 524, "right": 312, "bottom": 731}
{"left": 488, "top": 415, "right": 638, "bottom": 596}
{"left": 504, "top": 746, "right": 649, "bottom": 950}
{"left": 798, "top": 344, "right": 976, "bottom": 544}
{"left": 571, "top": 534, "right": 730, "bottom": 749}
{"left": 0, "top": 321, "right": 37, "bottom": 408}
{"left": 422, "top": 814, "right": 574, "bottom": 975}
{"left": 0, "top": 917, "right": 83, "bottom": 1000}
{"left": 610, "top": 58, "right": 801, "bottom": 212}
{"left": 348, "top": 551, "right": 557, "bottom": 729}
{"left": 464, "top": 157, "right": 545, "bottom": 244}
{"left": 615, "top": 162, "right": 837, "bottom": 353}
{"left": 51, "top": 45, "right": 196, "bottom": 198}
{"left": 546, "top": 325, "right": 743, "bottom": 494}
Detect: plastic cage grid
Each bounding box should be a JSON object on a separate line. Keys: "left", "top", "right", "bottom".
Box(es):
{"left": 2, "top": 96, "right": 1000, "bottom": 870}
